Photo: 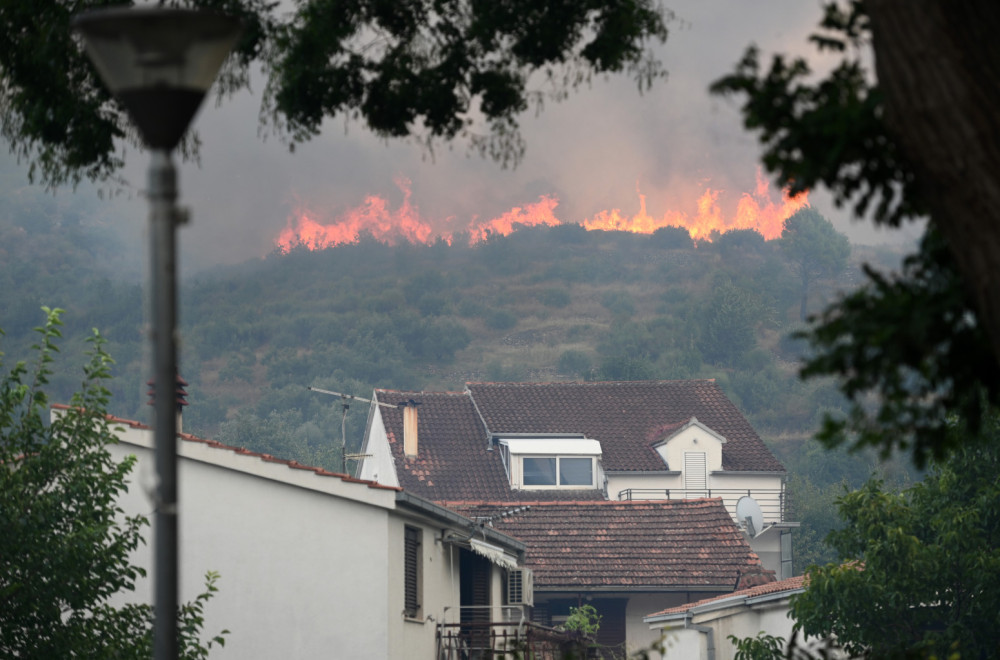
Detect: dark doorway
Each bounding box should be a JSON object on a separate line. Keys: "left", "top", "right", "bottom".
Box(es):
{"left": 459, "top": 550, "right": 492, "bottom": 655}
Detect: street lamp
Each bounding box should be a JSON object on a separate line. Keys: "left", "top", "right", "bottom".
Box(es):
{"left": 71, "top": 8, "right": 241, "bottom": 660}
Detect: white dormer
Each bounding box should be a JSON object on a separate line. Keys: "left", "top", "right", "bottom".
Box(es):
{"left": 653, "top": 418, "right": 727, "bottom": 488}
{"left": 496, "top": 435, "right": 603, "bottom": 490}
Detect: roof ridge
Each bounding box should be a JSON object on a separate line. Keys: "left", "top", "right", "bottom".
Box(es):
{"left": 466, "top": 379, "right": 718, "bottom": 387}
{"left": 647, "top": 574, "right": 807, "bottom": 618}
{"left": 51, "top": 404, "right": 400, "bottom": 492}
{"left": 376, "top": 388, "right": 469, "bottom": 396}
{"left": 439, "top": 497, "right": 727, "bottom": 507}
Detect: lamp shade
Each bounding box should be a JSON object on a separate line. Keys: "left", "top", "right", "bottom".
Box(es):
{"left": 72, "top": 8, "right": 242, "bottom": 150}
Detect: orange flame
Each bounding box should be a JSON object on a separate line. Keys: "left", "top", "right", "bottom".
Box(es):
{"left": 468, "top": 195, "right": 561, "bottom": 243}
{"left": 276, "top": 177, "right": 434, "bottom": 250}
{"left": 582, "top": 172, "right": 808, "bottom": 241}
{"left": 275, "top": 171, "right": 809, "bottom": 251}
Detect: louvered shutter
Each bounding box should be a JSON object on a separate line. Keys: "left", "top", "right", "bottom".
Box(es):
{"left": 684, "top": 451, "right": 707, "bottom": 495}
{"left": 404, "top": 526, "right": 420, "bottom": 617}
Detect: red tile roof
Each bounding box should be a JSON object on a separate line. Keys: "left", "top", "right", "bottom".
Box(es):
{"left": 374, "top": 381, "right": 783, "bottom": 500}
{"left": 446, "top": 499, "right": 769, "bottom": 591}
{"left": 466, "top": 381, "right": 784, "bottom": 473}
{"left": 374, "top": 390, "right": 606, "bottom": 502}
{"left": 51, "top": 403, "right": 399, "bottom": 492}
{"left": 647, "top": 574, "right": 806, "bottom": 618}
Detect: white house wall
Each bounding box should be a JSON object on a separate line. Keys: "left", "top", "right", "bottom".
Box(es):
{"left": 656, "top": 601, "right": 800, "bottom": 660}
{"left": 102, "top": 419, "right": 509, "bottom": 660}
{"left": 388, "top": 514, "right": 463, "bottom": 658}
{"left": 624, "top": 593, "right": 696, "bottom": 659}
{"left": 608, "top": 472, "right": 784, "bottom": 521}
{"left": 108, "top": 436, "right": 395, "bottom": 658}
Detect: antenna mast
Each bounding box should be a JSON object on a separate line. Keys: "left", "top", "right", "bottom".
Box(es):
{"left": 308, "top": 387, "right": 396, "bottom": 473}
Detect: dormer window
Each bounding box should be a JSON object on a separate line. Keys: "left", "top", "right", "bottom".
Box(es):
{"left": 497, "top": 436, "right": 602, "bottom": 490}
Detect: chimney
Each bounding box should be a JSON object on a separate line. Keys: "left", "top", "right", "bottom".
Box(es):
{"left": 147, "top": 373, "right": 189, "bottom": 434}
{"left": 403, "top": 401, "right": 419, "bottom": 458}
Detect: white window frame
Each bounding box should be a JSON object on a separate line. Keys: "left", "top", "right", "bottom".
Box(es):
{"left": 497, "top": 437, "right": 602, "bottom": 490}
{"left": 519, "top": 455, "right": 597, "bottom": 489}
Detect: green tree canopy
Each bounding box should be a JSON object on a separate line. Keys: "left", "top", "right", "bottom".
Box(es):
{"left": 779, "top": 208, "right": 849, "bottom": 321}
{"left": 712, "top": 1, "right": 1000, "bottom": 463}
{"left": 698, "top": 279, "right": 769, "bottom": 366}
{"left": 1, "top": 0, "right": 670, "bottom": 187}
{"left": 800, "top": 228, "right": 1000, "bottom": 466}
{"left": 0, "top": 310, "right": 224, "bottom": 656}
{"left": 790, "top": 420, "right": 1000, "bottom": 659}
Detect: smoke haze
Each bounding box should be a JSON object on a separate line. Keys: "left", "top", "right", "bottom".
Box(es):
{"left": 2, "top": 1, "right": 922, "bottom": 273}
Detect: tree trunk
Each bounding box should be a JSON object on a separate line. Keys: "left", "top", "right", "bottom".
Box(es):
{"left": 867, "top": 0, "right": 1000, "bottom": 365}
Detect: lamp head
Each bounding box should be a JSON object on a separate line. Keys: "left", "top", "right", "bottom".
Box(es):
{"left": 72, "top": 7, "right": 242, "bottom": 151}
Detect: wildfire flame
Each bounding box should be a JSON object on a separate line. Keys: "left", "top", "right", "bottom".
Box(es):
{"left": 274, "top": 171, "right": 809, "bottom": 252}
{"left": 581, "top": 171, "right": 808, "bottom": 241}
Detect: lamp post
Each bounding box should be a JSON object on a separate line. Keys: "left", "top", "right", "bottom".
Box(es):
{"left": 71, "top": 9, "right": 241, "bottom": 660}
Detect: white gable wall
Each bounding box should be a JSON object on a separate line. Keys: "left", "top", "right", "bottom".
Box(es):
{"left": 655, "top": 423, "right": 726, "bottom": 475}
{"left": 358, "top": 404, "right": 399, "bottom": 487}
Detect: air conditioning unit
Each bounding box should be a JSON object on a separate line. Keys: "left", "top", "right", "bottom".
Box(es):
{"left": 507, "top": 567, "right": 533, "bottom": 607}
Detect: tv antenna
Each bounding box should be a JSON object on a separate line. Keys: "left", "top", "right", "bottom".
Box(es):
{"left": 308, "top": 387, "right": 397, "bottom": 474}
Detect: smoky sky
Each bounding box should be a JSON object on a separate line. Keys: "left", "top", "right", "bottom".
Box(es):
{"left": 4, "top": 1, "right": 922, "bottom": 273}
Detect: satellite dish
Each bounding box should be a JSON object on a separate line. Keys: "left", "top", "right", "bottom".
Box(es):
{"left": 736, "top": 496, "right": 764, "bottom": 538}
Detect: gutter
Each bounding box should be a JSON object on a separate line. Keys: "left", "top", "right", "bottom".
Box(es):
{"left": 394, "top": 491, "right": 526, "bottom": 554}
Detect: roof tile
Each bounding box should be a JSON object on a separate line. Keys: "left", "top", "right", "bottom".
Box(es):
{"left": 375, "top": 381, "right": 783, "bottom": 501}
{"left": 446, "top": 499, "right": 769, "bottom": 590}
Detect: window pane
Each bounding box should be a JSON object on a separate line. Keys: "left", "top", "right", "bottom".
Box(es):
{"left": 523, "top": 457, "right": 557, "bottom": 485}
{"left": 559, "top": 458, "right": 592, "bottom": 486}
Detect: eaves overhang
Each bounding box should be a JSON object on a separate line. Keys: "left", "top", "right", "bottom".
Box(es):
{"left": 394, "top": 490, "right": 526, "bottom": 554}
{"left": 537, "top": 584, "right": 737, "bottom": 594}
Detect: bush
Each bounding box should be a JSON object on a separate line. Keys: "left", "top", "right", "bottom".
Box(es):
{"left": 538, "top": 287, "right": 571, "bottom": 308}
{"left": 557, "top": 350, "right": 591, "bottom": 377}
{"left": 650, "top": 225, "right": 694, "bottom": 249}
{"left": 485, "top": 309, "right": 518, "bottom": 331}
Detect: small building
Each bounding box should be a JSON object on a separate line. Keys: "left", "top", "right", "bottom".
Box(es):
{"left": 644, "top": 575, "right": 807, "bottom": 660}
{"left": 448, "top": 499, "right": 778, "bottom": 658}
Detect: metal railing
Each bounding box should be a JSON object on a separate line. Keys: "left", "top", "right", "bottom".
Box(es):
{"left": 437, "top": 606, "right": 592, "bottom": 659}
{"left": 616, "top": 487, "right": 791, "bottom": 525}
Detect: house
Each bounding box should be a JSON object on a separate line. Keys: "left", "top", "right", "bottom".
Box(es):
{"left": 356, "top": 380, "right": 794, "bottom": 656}
{"left": 447, "top": 499, "right": 778, "bottom": 658}
{"left": 52, "top": 404, "right": 557, "bottom": 659}
{"left": 358, "top": 380, "right": 795, "bottom": 579}
{"left": 643, "top": 575, "right": 808, "bottom": 660}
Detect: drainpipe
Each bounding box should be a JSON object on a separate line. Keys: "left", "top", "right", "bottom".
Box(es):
{"left": 683, "top": 615, "right": 715, "bottom": 660}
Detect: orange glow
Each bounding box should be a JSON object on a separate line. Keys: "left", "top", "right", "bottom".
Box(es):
{"left": 582, "top": 173, "right": 808, "bottom": 241}
{"left": 276, "top": 177, "right": 434, "bottom": 251}
{"left": 274, "top": 171, "right": 809, "bottom": 251}
{"left": 468, "top": 195, "right": 561, "bottom": 243}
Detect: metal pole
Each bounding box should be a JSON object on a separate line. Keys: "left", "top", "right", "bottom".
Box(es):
{"left": 149, "top": 149, "right": 179, "bottom": 660}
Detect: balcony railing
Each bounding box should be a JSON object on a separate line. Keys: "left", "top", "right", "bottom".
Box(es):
{"left": 437, "top": 606, "right": 593, "bottom": 659}
{"left": 616, "top": 488, "right": 791, "bottom": 525}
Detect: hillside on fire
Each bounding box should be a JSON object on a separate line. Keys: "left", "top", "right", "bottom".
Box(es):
{"left": 0, "top": 204, "right": 916, "bottom": 569}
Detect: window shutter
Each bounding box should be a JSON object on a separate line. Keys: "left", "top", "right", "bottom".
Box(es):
{"left": 404, "top": 526, "right": 420, "bottom": 617}
{"left": 684, "top": 451, "right": 707, "bottom": 493}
